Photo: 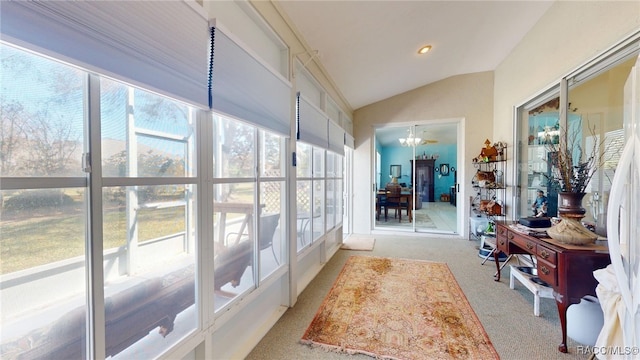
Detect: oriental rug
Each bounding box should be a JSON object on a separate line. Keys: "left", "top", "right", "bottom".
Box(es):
{"left": 341, "top": 235, "right": 376, "bottom": 251}
{"left": 301, "top": 256, "right": 498, "bottom": 360}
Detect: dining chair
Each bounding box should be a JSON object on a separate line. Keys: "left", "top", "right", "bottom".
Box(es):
{"left": 385, "top": 185, "right": 404, "bottom": 221}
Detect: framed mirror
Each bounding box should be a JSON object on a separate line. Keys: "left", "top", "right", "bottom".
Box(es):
{"left": 440, "top": 163, "right": 450, "bottom": 176}
{"left": 390, "top": 164, "right": 401, "bottom": 178}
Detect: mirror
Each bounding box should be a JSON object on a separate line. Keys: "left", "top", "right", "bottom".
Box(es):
{"left": 440, "top": 163, "right": 449, "bottom": 176}
{"left": 390, "top": 164, "right": 401, "bottom": 178}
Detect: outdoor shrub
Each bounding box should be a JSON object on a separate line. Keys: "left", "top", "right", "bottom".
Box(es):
{"left": 3, "top": 190, "right": 74, "bottom": 211}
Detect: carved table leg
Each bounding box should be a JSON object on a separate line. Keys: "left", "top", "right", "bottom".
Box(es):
{"left": 556, "top": 299, "right": 569, "bottom": 353}
{"left": 493, "top": 250, "right": 501, "bottom": 281}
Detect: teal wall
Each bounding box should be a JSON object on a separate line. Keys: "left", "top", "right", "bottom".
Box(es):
{"left": 379, "top": 144, "right": 457, "bottom": 200}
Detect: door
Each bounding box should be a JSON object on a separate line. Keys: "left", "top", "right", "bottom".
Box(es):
{"left": 373, "top": 122, "right": 460, "bottom": 234}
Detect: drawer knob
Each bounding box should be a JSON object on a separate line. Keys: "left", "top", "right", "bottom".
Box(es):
{"left": 540, "top": 249, "right": 550, "bottom": 259}
{"left": 499, "top": 239, "right": 505, "bottom": 246}
{"left": 541, "top": 266, "right": 550, "bottom": 275}
{"left": 526, "top": 242, "right": 534, "bottom": 250}
{"left": 508, "top": 233, "right": 514, "bottom": 240}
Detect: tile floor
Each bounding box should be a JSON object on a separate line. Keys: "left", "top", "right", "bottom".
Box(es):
{"left": 375, "top": 201, "right": 457, "bottom": 233}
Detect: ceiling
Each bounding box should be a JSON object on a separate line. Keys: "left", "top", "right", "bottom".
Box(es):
{"left": 277, "top": 0, "right": 554, "bottom": 111}
{"left": 375, "top": 123, "right": 458, "bottom": 147}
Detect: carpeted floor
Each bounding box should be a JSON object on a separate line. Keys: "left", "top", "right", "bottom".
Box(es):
{"left": 301, "top": 255, "right": 498, "bottom": 359}
{"left": 247, "top": 235, "right": 592, "bottom": 360}
{"left": 340, "top": 235, "right": 375, "bottom": 251}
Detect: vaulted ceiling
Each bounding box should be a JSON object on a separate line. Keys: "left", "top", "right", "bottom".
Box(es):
{"left": 276, "top": 1, "right": 554, "bottom": 111}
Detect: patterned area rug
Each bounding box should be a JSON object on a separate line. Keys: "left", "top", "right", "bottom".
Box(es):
{"left": 301, "top": 256, "right": 498, "bottom": 360}
{"left": 414, "top": 211, "right": 436, "bottom": 228}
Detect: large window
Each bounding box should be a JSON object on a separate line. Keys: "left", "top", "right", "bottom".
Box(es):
{"left": 212, "top": 114, "right": 287, "bottom": 313}
{"left": 0, "top": 44, "right": 89, "bottom": 359}
{"left": 516, "top": 38, "right": 640, "bottom": 238}
{"left": 99, "top": 78, "right": 198, "bottom": 359}
{"left": 0, "top": 42, "right": 200, "bottom": 359}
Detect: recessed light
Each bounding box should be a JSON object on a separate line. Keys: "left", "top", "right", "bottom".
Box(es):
{"left": 418, "top": 45, "right": 432, "bottom": 55}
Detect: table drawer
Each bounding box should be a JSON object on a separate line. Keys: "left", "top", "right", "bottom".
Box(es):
{"left": 497, "top": 235, "right": 508, "bottom": 252}
{"left": 537, "top": 259, "right": 557, "bottom": 287}
{"left": 497, "top": 225, "right": 508, "bottom": 238}
{"left": 511, "top": 232, "right": 537, "bottom": 253}
{"left": 536, "top": 244, "right": 557, "bottom": 265}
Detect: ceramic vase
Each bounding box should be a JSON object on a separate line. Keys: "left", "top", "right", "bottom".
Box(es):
{"left": 566, "top": 295, "right": 604, "bottom": 346}
{"left": 557, "top": 192, "right": 587, "bottom": 220}
{"left": 548, "top": 192, "right": 597, "bottom": 245}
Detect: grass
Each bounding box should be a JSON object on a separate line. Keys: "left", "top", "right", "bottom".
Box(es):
{"left": 0, "top": 206, "right": 185, "bottom": 275}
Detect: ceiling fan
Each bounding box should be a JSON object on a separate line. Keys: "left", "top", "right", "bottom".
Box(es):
{"left": 419, "top": 131, "right": 438, "bottom": 145}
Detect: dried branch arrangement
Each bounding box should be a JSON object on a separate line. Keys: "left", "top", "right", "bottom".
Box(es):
{"left": 543, "top": 122, "right": 608, "bottom": 193}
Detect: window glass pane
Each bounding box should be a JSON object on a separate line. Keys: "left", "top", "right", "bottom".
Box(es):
{"left": 312, "top": 147, "right": 325, "bottom": 178}
{"left": 566, "top": 54, "right": 637, "bottom": 234}
{"left": 259, "top": 181, "right": 284, "bottom": 279}
{"left": 214, "top": 114, "right": 255, "bottom": 178}
{"left": 296, "top": 142, "right": 311, "bottom": 178}
{"left": 260, "top": 130, "right": 283, "bottom": 177}
{"left": 326, "top": 179, "right": 336, "bottom": 231}
{"left": 336, "top": 174, "right": 344, "bottom": 223}
{"left": 213, "top": 182, "right": 256, "bottom": 311}
{"left": 313, "top": 180, "right": 325, "bottom": 241}
{"left": 101, "top": 79, "right": 195, "bottom": 178}
{"left": 296, "top": 180, "right": 312, "bottom": 251}
{"left": 101, "top": 185, "right": 196, "bottom": 358}
{"left": 1, "top": 45, "right": 85, "bottom": 177}
{"left": 1, "top": 188, "right": 87, "bottom": 359}
{"left": 336, "top": 153, "right": 343, "bottom": 177}
{"left": 518, "top": 99, "right": 561, "bottom": 219}
{"left": 326, "top": 152, "right": 336, "bottom": 177}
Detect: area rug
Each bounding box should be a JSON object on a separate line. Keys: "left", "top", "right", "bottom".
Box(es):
{"left": 301, "top": 256, "right": 498, "bottom": 360}
{"left": 340, "top": 235, "right": 375, "bottom": 251}
{"left": 414, "top": 211, "right": 436, "bottom": 229}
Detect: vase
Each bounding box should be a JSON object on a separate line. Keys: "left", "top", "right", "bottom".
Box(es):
{"left": 566, "top": 295, "right": 604, "bottom": 346}
{"left": 547, "top": 192, "right": 598, "bottom": 245}
{"left": 557, "top": 192, "right": 587, "bottom": 220}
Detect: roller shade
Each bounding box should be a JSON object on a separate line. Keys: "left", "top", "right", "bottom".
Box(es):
{"left": 210, "top": 25, "right": 292, "bottom": 137}
{"left": 0, "top": 1, "right": 210, "bottom": 108}
{"left": 345, "top": 134, "right": 355, "bottom": 149}
{"left": 297, "top": 93, "right": 328, "bottom": 149}
{"left": 328, "top": 120, "right": 345, "bottom": 155}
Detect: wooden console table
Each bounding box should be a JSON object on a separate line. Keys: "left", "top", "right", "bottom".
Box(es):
{"left": 494, "top": 221, "right": 610, "bottom": 353}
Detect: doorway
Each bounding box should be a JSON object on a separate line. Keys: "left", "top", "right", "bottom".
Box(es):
{"left": 373, "top": 121, "right": 460, "bottom": 234}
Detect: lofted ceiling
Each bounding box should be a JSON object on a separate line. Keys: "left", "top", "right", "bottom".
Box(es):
{"left": 276, "top": 0, "right": 554, "bottom": 111}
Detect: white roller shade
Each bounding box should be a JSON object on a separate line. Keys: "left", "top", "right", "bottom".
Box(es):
{"left": 210, "top": 25, "right": 292, "bottom": 137}
{"left": 345, "top": 133, "right": 355, "bottom": 149}
{"left": 328, "top": 120, "right": 345, "bottom": 155}
{"left": 0, "top": 1, "right": 210, "bottom": 108}
{"left": 297, "top": 93, "right": 328, "bottom": 149}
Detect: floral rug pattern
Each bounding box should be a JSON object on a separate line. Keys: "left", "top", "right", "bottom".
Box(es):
{"left": 301, "top": 256, "right": 498, "bottom": 359}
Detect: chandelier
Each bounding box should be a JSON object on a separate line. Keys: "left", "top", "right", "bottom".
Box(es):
{"left": 398, "top": 127, "right": 421, "bottom": 147}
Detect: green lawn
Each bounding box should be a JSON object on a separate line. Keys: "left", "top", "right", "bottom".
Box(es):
{"left": 0, "top": 206, "right": 185, "bottom": 275}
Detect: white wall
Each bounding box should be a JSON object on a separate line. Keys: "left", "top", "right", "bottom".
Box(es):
{"left": 493, "top": 1, "right": 640, "bottom": 181}
{"left": 352, "top": 71, "right": 494, "bottom": 234}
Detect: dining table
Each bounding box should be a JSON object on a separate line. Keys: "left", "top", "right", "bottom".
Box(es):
{"left": 376, "top": 189, "right": 413, "bottom": 222}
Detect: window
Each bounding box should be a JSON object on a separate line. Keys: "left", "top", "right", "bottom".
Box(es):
{"left": 0, "top": 44, "right": 89, "bottom": 359}
{"left": 213, "top": 114, "right": 256, "bottom": 311}
{"left": 100, "top": 79, "right": 198, "bottom": 358}
{"left": 0, "top": 43, "right": 202, "bottom": 359}
{"left": 515, "top": 37, "right": 640, "bottom": 237}
{"left": 296, "top": 142, "right": 313, "bottom": 251}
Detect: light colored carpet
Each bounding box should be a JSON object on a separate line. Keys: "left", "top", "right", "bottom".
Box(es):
{"left": 301, "top": 255, "right": 498, "bottom": 359}
{"left": 247, "top": 235, "right": 592, "bottom": 360}
{"left": 340, "top": 235, "right": 375, "bottom": 251}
